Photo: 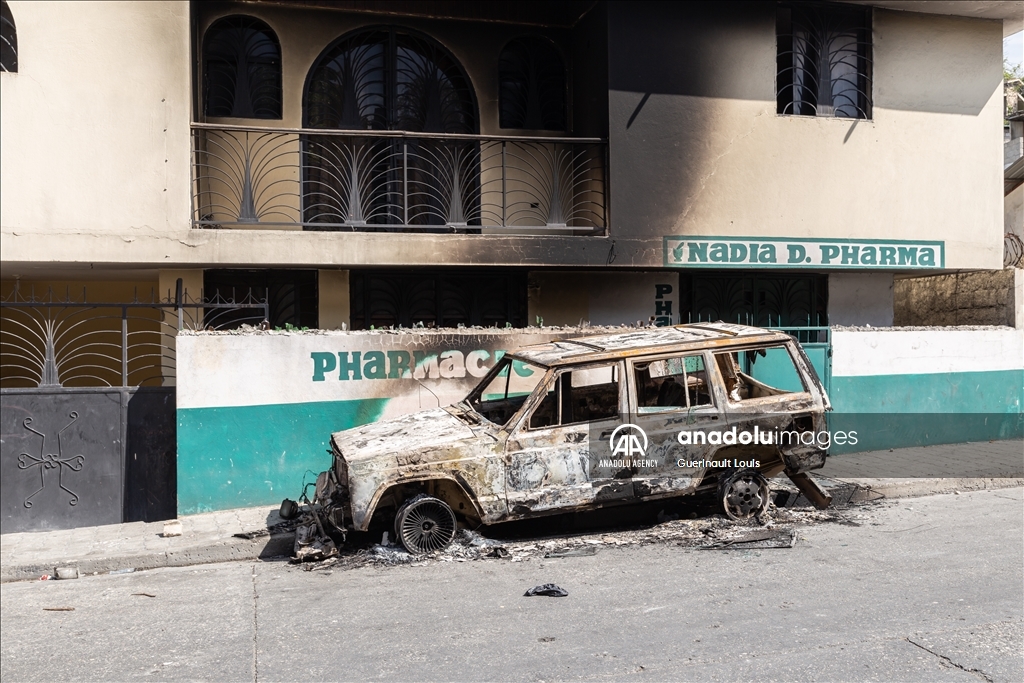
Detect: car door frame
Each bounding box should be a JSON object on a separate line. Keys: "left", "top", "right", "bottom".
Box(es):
{"left": 624, "top": 349, "right": 728, "bottom": 500}
{"left": 502, "top": 359, "right": 631, "bottom": 517}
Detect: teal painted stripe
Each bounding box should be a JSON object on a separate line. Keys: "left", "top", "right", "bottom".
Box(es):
{"left": 828, "top": 369, "right": 1024, "bottom": 454}
{"left": 830, "top": 369, "right": 1023, "bottom": 414}
{"left": 177, "top": 398, "right": 387, "bottom": 515}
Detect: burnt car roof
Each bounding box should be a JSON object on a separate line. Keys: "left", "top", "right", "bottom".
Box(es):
{"left": 510, "top": 323, "right": 794, "bottom": 367}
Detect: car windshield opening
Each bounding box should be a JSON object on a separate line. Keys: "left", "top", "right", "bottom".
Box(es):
{"left": 468, "top": 357, "right": 546, "bottom": 426}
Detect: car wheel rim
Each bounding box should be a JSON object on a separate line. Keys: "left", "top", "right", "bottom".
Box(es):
{"left": 399, "top": 498, "right": 456, "bottom": 554}
{"left": 722, "top": 473, "right": 769, "bottom": 520}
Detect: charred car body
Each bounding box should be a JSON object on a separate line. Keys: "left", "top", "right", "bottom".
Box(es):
{"left": 305, "top": 323, "right": 833, "bottom": 555}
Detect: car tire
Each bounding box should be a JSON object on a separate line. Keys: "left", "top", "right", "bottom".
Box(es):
{"left": 394, "top": 494, "right": 457, "bottom": 554}
{"left": 719, "top": 469, "right": 770, "bottom": 521}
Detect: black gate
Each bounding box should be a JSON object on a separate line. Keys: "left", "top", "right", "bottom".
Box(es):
{"left": 0, "top": 286, "right": 267, "bottom": 533}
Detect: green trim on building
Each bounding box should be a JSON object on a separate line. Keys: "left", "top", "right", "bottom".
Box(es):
{"left": 828, "top": 369, "right": 1024, "bottom": 454}
{"left": 177, "top": 398, "right": 388, "bottom": 514}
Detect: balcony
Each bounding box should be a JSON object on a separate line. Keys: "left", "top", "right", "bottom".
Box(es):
{"left": 191, "top": 124, "right": 607, "bottom": 235}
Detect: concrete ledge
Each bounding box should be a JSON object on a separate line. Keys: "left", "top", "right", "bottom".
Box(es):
{"left": 843, "top": 477, "right": 1024, "bottom": 502}
{"left": 0, "top": 532, "right": 293, "bottom": 583}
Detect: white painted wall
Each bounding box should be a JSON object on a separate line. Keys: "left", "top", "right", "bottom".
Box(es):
{"left": 1007, "top": 184, "right": 1023, "bottom": 239}
{"left": 831, "top": 328, "right": 1024, "bottom": 377}
{"left": 829, "top": 273, "right": 894, "bottom": 326}
{"left": 176, "top": 328, "right": 622, "bottom": 417}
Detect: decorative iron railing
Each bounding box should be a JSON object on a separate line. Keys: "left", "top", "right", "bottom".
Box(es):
{"left": 191, "top": 123, "right": 607, "bottom": 234}
{"left": 0, "top": 286, "right": 268, "bottom": 389}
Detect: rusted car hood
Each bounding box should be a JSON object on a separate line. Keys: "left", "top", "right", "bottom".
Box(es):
{"left": 330, "top": 407, "right": 484, "bottom": 466}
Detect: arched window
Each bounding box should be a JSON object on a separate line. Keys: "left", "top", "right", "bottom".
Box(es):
{"left": 1, "top": 0, "right": 17, "bottom": 73}
{"left": 499, "top": 37, "right": 567, "bottom": 131}
{"left": 304, "top": 26, "right": 476, "bottom": 133}
{"left": 302, "top": 27, "right": 478, "bottom": 230}
{"left": 203, "top": 16, "right": 282, "bottom": 119}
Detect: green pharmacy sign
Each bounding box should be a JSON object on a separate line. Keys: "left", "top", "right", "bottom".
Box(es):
{"left": 664, "top": 236, "right": 944, "bottom": 269}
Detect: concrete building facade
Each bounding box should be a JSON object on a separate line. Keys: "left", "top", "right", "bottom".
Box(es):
{"left": 2, "top": 1, "right": 1021, "bottom": 525}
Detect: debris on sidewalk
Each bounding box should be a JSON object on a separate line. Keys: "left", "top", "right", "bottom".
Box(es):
{"left": 291, "top": 504, "right": 872, "bottom": 574}
{"left": 55, "top": 567, "right": 79, "bottom": 580}
{"left": 162, "top": 520, "right": 183, "bottom": 537}
{"left": 700, "top": 529, "right": 797, "bottom": 549}
{"left": 524, "top": 584, "right": 569, "bottom": 597}
{"left": 545, "top": 546, "right": 598, "bottom": 558}
{"left": 233, "top": 529, "right": 270, "bottom": 540}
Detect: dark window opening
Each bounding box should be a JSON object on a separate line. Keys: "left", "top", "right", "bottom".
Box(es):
{"left": 203, "top": 15, "right": 282, "bottom": 119}
{"left": 204, "top": 269, "right": 317, "bottom": 329}
{"left": 302, "top": 26, "right": 478, "bottom": 231}
{"left": 679, "top": 273, "right": 827, "bottom": 328}
{"left": 304, "top": 26, "right": 476, "bottom": 133}
{"left": 1, "top": 0, "right": 17, "bottom": 73}
{"left": 777, "top": 2, "right": 871, "bottom": 119}
{"left": 350, "top": 270, "right": 526, "bottom": 329}
{"left": 499, "top": 37, "right": 567, "bottom": 131}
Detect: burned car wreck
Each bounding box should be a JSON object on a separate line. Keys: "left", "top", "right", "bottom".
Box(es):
{"left": 296, "top": 323, "right": 834, "bottom": 557}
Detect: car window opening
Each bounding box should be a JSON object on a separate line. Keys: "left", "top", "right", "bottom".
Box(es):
{"left": 530, "top": 363, "right": 620, "bottom": 429}
{"left": 469, "top": 357, "right": 546, "bottom": 426}
{"left": 714, "top": 346, "right": 807, "bottom": 402}
{"left": 635, "top": 354, "right": 713, "bottom": 413}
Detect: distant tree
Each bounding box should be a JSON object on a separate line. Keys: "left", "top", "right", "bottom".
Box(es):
{"left": 1006, "top": 58, "right": 1023, "bottom": 119}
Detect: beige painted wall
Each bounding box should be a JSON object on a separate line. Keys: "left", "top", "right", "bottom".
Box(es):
{"left": 608, "top": 7, "right": 1004, "bottom": 271}
{"left": 0, "top": 1, "right": 192, "bottom": 237}
{"left": 318, "top": 269, "right": 350, "bottom": 330}
{"left": 528, "top": 270, "right": 679, "bottom": 327}
{"left": 0, "top": 3, "right": 1004, "bottom": 274}
{"left": 194, "top": 2, "right": 572, "bottom": 135}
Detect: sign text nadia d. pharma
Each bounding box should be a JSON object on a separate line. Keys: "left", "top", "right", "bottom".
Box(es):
{"left": 664, "top": 236, "right": 944, "bottom": 269}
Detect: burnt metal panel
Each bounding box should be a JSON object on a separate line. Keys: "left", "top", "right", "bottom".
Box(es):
{"left": 1, "top": 389, "right": 123, "bottom": 533}
{"left": 124, "top": 388, "right": 177, "bottom": 523}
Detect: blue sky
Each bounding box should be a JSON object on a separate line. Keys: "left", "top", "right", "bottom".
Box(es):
{"left": 1007, "top": 31, "right": 1023, "bottom": 73}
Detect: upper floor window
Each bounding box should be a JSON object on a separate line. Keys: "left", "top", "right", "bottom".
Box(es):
{"left": 776, "top": 2, "right": 872, "bottom": 119}
{"left": 499, "top": 37, "right": 566, "bottom": 131}
{"left": 304, "top": 26, "right": 476, "bottom": 133}
{"left": 1, "top": 0, "right": 17, "bottom": 73}
{"left": 203, "top": 16, "right": 282, "bottom": 119}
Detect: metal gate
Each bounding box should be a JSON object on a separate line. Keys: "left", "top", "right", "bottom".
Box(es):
{"left": 0, "top": 286, "right": 268, "bottom": 533}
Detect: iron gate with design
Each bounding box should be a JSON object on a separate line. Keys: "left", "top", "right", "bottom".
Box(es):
{"left": 0, "top": 287, "right": 267, "bottom": 533}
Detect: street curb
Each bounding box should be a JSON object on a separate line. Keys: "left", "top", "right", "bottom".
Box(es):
{"left": 842, "top": 477, "right": 1024, "bottom": 502}
{"left": 0, "top": 532, "right": 294, "bottom": 583}
{"left": 3, "top": 479, "right": 1022, "bottom": 582}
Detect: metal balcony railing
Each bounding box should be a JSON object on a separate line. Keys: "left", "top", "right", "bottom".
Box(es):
{"left": 191, "top": 124, "right": 607, "bottom": 235}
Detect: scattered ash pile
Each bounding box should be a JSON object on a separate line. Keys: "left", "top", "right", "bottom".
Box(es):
{"left": 292, "top": 504, "right": 874, "bottom": 573}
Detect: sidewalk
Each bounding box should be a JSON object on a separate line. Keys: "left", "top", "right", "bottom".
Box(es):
{"left": 2, "top": 440, "right": 1021, "bottom": 582}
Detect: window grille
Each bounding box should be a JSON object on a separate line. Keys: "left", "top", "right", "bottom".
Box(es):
{"left": 303, "top": 27, "right": 479, "bottom": 229}
{"left": 1, "top": 0, "right": 16, "bottom": 73}
{"left": 499, "top": 37, "right": 567, "bottom": 131}
{"left": 776, "top": 2, "right": 871, "bottom": 119}
{"left": 304, "top": 27, "right": 476, "bottom": 133}
{"left": 203, "top": 16, "right": 282, "bottom": 119}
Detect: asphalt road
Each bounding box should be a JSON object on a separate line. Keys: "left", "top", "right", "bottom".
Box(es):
{"left": 2, "top": 488, "right": 1022, "bottom": 683}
